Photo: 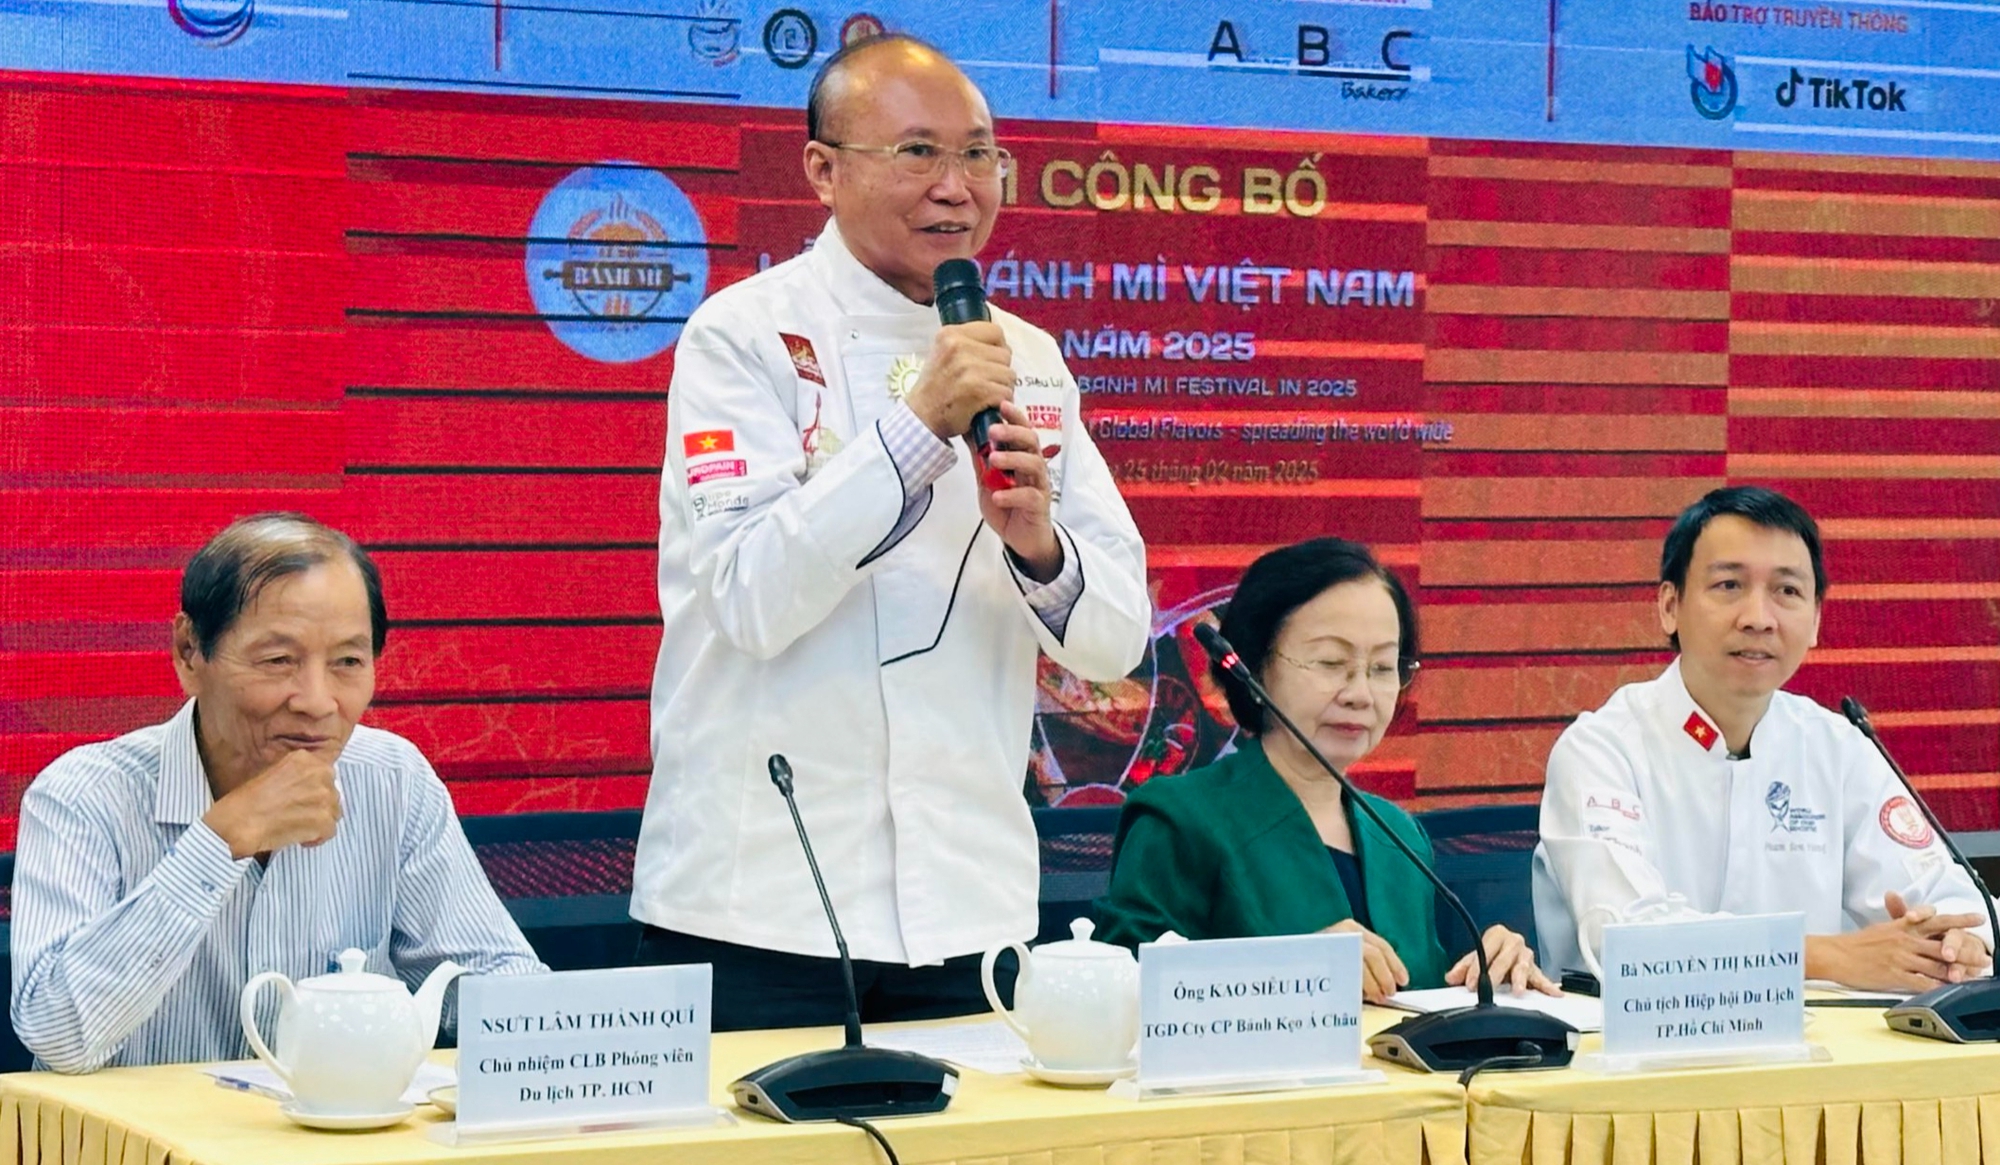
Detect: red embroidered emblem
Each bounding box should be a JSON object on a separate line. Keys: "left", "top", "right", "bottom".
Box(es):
{"left": 1683, "top": 712, "right": 1719, "bottom": 750}
{"left": 1880, "top": 796, "right": 1935, "bottom": 850}
{"left": 781, "top": 333, "right": 825, "bottom": 385}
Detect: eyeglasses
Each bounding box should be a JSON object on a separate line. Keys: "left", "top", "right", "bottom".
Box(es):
{"left": 1267, "top": 651, "right": 1420, "bottom": 694}
{"left": 823, "top": 139, "right": 1014, "bottom": 181}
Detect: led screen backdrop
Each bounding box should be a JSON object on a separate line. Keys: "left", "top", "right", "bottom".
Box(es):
{"left": 3, "top": 1, "right": 1998, "bottom": 847}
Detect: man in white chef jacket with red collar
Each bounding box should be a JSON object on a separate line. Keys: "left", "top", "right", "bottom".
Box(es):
{"left": 630, "top": 34, "right": 1150, "bottom": 1029}
{"left": 1533, "top": 486, "right": 1993, "bottom": 992}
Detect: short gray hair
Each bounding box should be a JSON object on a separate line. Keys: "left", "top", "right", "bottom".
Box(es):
{"left": 180, "top": 513, "right": 387, "bottom": 657}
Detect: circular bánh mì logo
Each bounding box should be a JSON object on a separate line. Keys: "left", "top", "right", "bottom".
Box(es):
{"left": 1879, "top": 795, "right": 1936, "bottom": 850}
{"left": 764, "top": 8, "right": 817, "bottom": 69}
{"left": 525, "top": 164, "right": 709, "bottom": 364}
{"left": 168, "top": 0, "right": 254, "bottom": 45}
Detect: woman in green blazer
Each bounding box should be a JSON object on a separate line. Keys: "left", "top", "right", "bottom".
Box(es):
{"left": 1097, "top": 538, "right": 1555, "bottom": 1002}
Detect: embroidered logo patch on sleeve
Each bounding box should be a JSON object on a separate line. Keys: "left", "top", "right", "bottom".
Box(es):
{"left": 1879, "top": 796, "right": 1936, "bottom": 849}
{"left": 687, "top": 459, "right": 747, "bottom": 485}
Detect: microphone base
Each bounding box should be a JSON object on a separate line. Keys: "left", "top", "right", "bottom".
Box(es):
{"left": 1367, "top": 1006, "right": 1579, "bottom": 1074}
{"left": 730, "top": 1046, "right": 959, "bottom": 1123}
{"left": 1886, "top": 981, "right": 2000, "bottom": 1043}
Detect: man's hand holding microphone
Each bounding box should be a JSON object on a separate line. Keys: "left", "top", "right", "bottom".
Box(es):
{"left": 903, "top": 259, "right": 1062, "bottom": 583}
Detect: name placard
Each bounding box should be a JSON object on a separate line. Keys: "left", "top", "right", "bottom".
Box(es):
{"left": 1136, "top": 933, "right": 1364, "bottom": 1090}
{"left": 456, "top": 964, "right": 713, "bottom": 1134}
{"left": 1601, "top": 913, "right": 1805, "bottom": 1059}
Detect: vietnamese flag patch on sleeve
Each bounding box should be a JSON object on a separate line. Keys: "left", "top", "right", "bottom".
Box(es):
{"left": 684, "top": 430, "right": 735, "bottom": 458}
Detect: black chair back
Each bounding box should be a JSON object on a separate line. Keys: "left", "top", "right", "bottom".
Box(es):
{"left": 0, "top": 852, "right": 20, "bottom": 1070}
{"left": 461, "top": 810, "right": 642, "bottom": 971}
{"left": 1032, "top": 806, "right": 1122, "bottom": 945}
{"left": 1415, "top": 802, "right": 1542, "bottom": 951}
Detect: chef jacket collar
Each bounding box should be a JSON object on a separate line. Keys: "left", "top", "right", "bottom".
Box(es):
{"left": 1658, "top": 657, "right": 1732, "bottom": 760}
{"left": 807, "top": 219, "right": 941, "bottom": 321}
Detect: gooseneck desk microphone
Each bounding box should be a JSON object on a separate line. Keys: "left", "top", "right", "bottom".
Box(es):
{"left": 1844, "top": 698, "right": 2000, "bottom": 1043}
{"left": 728, "top": 755, "right": 959, "bottom": 1121}
{"left": 1194, "top": 623, "right": 1578, "bottom": 1076}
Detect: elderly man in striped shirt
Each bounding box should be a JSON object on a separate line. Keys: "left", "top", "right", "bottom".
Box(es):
{"left": 11, "top": 513, "right": 544, "bottom": 1073}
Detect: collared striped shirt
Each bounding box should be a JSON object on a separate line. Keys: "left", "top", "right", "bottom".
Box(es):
{"left": 11, "top": 700, "right": 545, "bottom": 1073}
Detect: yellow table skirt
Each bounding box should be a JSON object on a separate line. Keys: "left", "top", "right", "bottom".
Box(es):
{"left": 1467, "top": 1007, "right": 2000, "bottom": 1165}
{"left": 0, "top": 1010, "right": 1466, "bottom": 1165}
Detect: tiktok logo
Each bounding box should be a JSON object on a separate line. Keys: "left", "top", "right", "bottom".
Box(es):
{"left": 1775, "top": 67, "right": 1909, "bottom": 111}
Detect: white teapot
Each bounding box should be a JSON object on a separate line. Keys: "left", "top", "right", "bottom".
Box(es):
{"left": 240, "top": 949, "right": 465, "bottom": 1116}
{"left": 981, "top": 918, "right": 1139, "bottom": 1071}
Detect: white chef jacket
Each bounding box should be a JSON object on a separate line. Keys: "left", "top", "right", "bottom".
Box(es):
{"left": 1532, "top": 659, "right": 1991, "bottom": 976}
{"left": 633, "top": 221, "right": 1151, "bottom": 966}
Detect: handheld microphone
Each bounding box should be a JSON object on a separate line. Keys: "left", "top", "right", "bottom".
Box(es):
{"left": 932, "top": 259, "right": 1012, "bottom": 491}
{"left": 728, "top": 755, "right": 959, "bottom": 1121}
{"left": 1194, "top": 623, "right": 1577, "bottom": 1075}
{"left": 1842, "top": 698, "right": 2000, "bottom": 1043}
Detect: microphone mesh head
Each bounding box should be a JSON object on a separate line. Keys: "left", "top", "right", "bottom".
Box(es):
{"left": 932, "top": 259, "right": 989, "bottom": 324}
{"left": 932, "top": 258, "right": 981, "bottom": 297}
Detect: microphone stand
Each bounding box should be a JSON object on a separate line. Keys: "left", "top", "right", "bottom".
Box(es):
{"left": 1195, "top": 623, "right": 1576, "bottom": 1076}
{"left": 1843, "top": 698, "right": 2000, "bottom": 1042}
{"left": 770, "top": 755, "right": 866, "bottom": 1051}
{"left": 727, "top": 756, "right": 960, "bottom": 1120}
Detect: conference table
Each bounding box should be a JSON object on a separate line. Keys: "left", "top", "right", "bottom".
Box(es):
{"left": 0, "top": 1010, "right": 1467, "bottom": 1165}
{"left": 7, "top": 1006, "right": 2000, "bottom": 1165}
{"left": 1467, "top": 1005, "right": 2000, "bottom": 1165}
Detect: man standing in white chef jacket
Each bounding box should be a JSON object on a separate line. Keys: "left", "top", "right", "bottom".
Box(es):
{"left": 630, "top": 34, "right": 1150, "bottom": 1029}
{"left": 1533, "top": 486, "right": 1993, "bottom": 991}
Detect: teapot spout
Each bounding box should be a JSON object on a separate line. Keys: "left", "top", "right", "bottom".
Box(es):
{"left": 412, "top": 960, "right": 467, "bottom": 1050}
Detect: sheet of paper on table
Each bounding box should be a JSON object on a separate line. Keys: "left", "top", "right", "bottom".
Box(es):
{"left": 1384, "top": 986, "right": 1606, "bottom": 1033}
{"left": 202, "top": 1060, "right": 458, "bottom": 1106}
{"left": 863, "top": 1020, "right": 1031, "bottom": 1075}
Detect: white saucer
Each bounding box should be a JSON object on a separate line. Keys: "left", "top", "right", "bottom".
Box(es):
{"left": 1020, "top": 1057, "right": 1137, "bottom": 1087}
{"left": 427, "top": 1086, "right": 458, "bottom": 1116}
{"left": 280, "top": 1102, "right": 414, "bottom": 1131}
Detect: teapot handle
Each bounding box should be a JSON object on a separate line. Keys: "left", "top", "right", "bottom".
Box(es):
{"left": 240, "top": 972, "right": 296, "bottom": 1085}
{"left": 979, "top": 943, "right": 1033, "bottom": 1043}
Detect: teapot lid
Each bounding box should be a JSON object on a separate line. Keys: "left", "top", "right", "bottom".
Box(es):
{"left": 301, "top": 949, "right": 406, "bottom": 994}
{"left": 1035, "top": 918, "right": 1132, "bottom": 961}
